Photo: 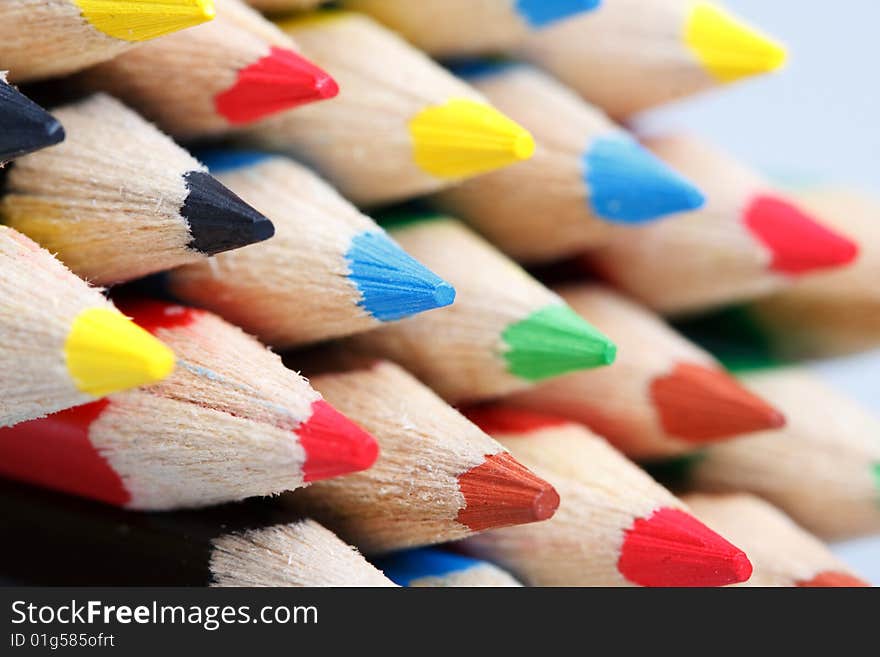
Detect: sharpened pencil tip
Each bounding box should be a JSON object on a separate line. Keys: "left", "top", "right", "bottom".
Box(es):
{"left": 684, "top": 1, "right": 787, "bottom": 83}
{"left": 515, "top": 0, "right": 602, "bottom": 29}
{"left": 409, "top": 98, "right": 535, "bottom": 178}
{"left": 75, "top": 0, "right": 216, "bottom": 42}
{"left": 585, "top": 136, "right": 705, "bottom": 223}
{"left": 457, "top": 452, "right": 559, "bottom": 531}
{"left": 346, "top": 230, "right": 456, "bottom": 322}
{"left": 0, "top": 83, "right": 66, "bottom": 161}
{"left": 299, "top": 400, "right": 379, "bottom": 482}
{"left": 651, "top": 363, "right": 786, "bottom": 443}
{"left": 797, "top": 571, "right": 871, "bottom": 587}
{"left": 181, "top": 171, "right": 275, "bottom": 256}
{"left": 618, "top": 507, "right": 753, "bottom": 587}
{"left": 502, "top": 303, "right": 616, "bottom": 381}
{"left": 64, "top": 307, "right": 176, "bottom": 397}
{"left": 214, "top": 47, "right": 338, "bottom": 125}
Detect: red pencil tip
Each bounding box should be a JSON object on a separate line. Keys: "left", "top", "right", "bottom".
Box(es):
{"left": 215, "top": 46, "right": 339, "bottom": 125}
{"left": 745, "top": 195, "right": 859, "bottom": 275}
{"left": 456, "top": 452, "right": 559, "bottom": 531}
{"left": 618, "top": 507, "right": 753, "bottom": 587}
{"left": 298, "top": 400, "right": 379, "bottom": 482}
{"left": 651, "top": 362, "right": 786, "bottom": 443}
{"left": 461, "top": 404, "right": 569, "bottom": 436}
{"left": 797, "top": 571, "right": 871, "bottom": 587}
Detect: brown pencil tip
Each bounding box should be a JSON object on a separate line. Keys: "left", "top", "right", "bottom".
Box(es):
{"left": 456, "top": 452, "right": 559, "bottom": 531}
{"left": 651, "top": 363, "right": 786, "bottom": 443}
{"left": 797, "top": 571, "right": 871, "bottom": 587}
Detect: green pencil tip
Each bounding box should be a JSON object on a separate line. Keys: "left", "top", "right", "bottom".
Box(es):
{"left": 501, "top": 304, "right": 616, "bottom": 381}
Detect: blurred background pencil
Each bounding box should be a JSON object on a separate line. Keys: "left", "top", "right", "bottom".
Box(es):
{"left": 373, "top": 548, "right": 522, "bottom": 587}
{"left": 519, "top": 0, "right": 787, "bottom": 118}
{"left": 73, "top": 0, "right": 337, "bottom": 139}
{"left": 587, "top": 135, "right": 859, "bottom": 315}
{"left": 344, "top": 0, "right": 601, "bottom": 56}
{"left": 246, "top": 0, "right": 325, "bottom": 13}
{"left": 683, "top": 493, "right": 870, "bottom": 587}
{"left": 167, "top": 152, "right": 454, "bottom": 347}
{"left": 0, "top": 300, "right": 378, "bottom": 509}
{"left": 0, "top": 74, "right": 65, "bottom": 164}
{"left": 0, "top": 227, "right": 175, "bottom": 427}
{"left": 0, "top": 480, "right": 394, "bottom": 587}
{"left": 345, "top": 213, "right": 615, "bottom": 401}
{"left": 648, "top": 367, "right": 880, "bottom": 541}
{"left": 1, "top": 94, "right": 273, "bottom": 285}
{"left": 458, "top": 405, "right": 753, "bottom": 587}
{"left": 506, "top": 283, "right": 784, "bottom": 459}
{"left": 241, "top": 11, "right": 536, "bottom": 205}
{"left": 285, "top": 359, "right": 559, "bottom": 553}
{"left": 0, "top": 0, "right": 215, "bottom": 82}
{"left": 433, "top": 63, "right": 704, "bottom": 263}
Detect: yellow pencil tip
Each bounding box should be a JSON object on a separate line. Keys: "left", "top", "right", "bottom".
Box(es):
{"left": 74, "top": 0, "right": 216, "bottom": 43}
{"left": 684, "top": 2, "right": 787, "bottom": 83}
{"left": 64, "top": 308, "right": 176, "bottom": 397}
{"left": 409, "top": 98, "right": 536, "bottom": 179}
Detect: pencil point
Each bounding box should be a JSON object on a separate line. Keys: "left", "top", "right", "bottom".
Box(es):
{"left": 181, "top": 171, "right": 275, "bottom": 256}
{"left": 651, "top": 363, "right": 786, "bottom": 443}
{"left": 0, "top": 84, "right": 65, "bottom": 161}
{"left": 214, "top": 47, "right": 339, "bottom": 124}
{"left": 64, "top": 308, "right": 176, "bottom": 397}
{"left": 457, "top": 452, "right": 559, "bottom": 531}
{"left": 744, "top": 195, "right": 859, "bottom": 276}
{"left": 74, "top": 0, "right": 216, "bottom": 42}
{"left": 618, "top": 507, "right": 753, "bottom": 587}
{"left": 409, "top": 98, "right": 535, "bottom": 178}
{"left": 515, "top": 0, "right": 602, "bottom": 28}
{"left": 502, "top": 304, "right": 616, "bottom": 381}
{"left": 684, "top": 1, "right": 787, "bottom": 83}
{"left": 346, "top": 230, "right": 456, "bottom": 322}
{"left": 299, "top": 400, "right": 379, "bottom": 482}
{"left": 797, "top": 571, "right": 871, "bottom": 587}
{"left": 585, "top": 136, "right": 705, "bottom": 223}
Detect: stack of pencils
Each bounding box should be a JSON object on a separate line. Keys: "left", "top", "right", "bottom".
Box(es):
{"left": 0, "top": 0, "right": 875, "bottom": 587}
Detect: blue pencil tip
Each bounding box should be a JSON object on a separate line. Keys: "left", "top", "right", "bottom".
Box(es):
{"left": 584, "top": 136, "right": 705, "bottom": 224}
{"left": 346, "top": 231, "right": 456, "bottom": 322}
{"left": 194, "top": 149, "right": 273, "bottom": 174}
{"left": 516, "top": 0, "right": 602, "bottom": 28}
{"left": 374, "top": 549, "right": 481, "bottom": 586}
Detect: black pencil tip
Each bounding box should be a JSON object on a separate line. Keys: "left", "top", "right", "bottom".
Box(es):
{"left": 0, "top": 81, "right": 65, "bottom": 162}
{"left": 181, "top": 170, "right": 275, "bottom": 255}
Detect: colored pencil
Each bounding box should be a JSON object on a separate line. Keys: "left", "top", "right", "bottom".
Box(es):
{"left": 343, "top": 0, "right": 601, "bottom": 56}
{"left": 345, "top": 213, "right": 615, "bottom": 402}
{"left": 73, "top": 0, "right": 337, "bottom": 140}
{"left": 0, "top": 480, "right": 393, "bottom": 587}
{"left": 732, "top": 187, "right": 880, "bottom": 360}
{"left": 0, "top": 74, "right": 65, "bottom": 164}
{"left": 167, "top": 151, "right": 454, "bottom": 347}
{"left": 240, "top": 10, "right": 536, "bottom": 206}
{"left": 458, "top": 405, "right": 753, "bottom": 587}
{"left": 374, "top": 548, "right": 522, "bottom": 587}
{"left": 587, "top": 136, "right": 859, "bottom": 315}
{"left": 0, "top": 299, "right": 378, "bottom": 510}
{"left": 0, "top": 0, "right": 215, "bottom": 82}
{"left": 648, "top": 367, "right": 880, "bottom": 541}
{"left": 433, "top": 63, "right": 705, "bottom": 263}
{"left": 1, "top": 94, "right": 273, "bottom": 285}
{"left": 683, "top": 493, "right": 870, "bottom": 588}
{"left": 246, "top": 0, "right": 325, "bottom": 11}
{"left": 519, "top": 0, "right": 787, "bottom": 118}
{"left": 0, "top": 227, "right": 175, "bottom": 427}
{"left": 285, "top": 359, "right": 559, "bottom": 554}
{"left": 506, "top": 283, "right": 784, "bottom": 459}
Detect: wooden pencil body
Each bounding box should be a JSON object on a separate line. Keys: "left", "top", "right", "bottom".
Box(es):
{"left": 247, "top": 0, "right": 325, "bottom": 11}
{"left": 519, "top": 0, "right": 718, "bottom": 118}
{"left": 241, "top": 12, "right": 488, "bottom": 206}
{"left": 0, "top": 481, "right": 393, "bottom": 586}
{"left": 683, "top": 493, "right": 869, "bottom": 587}
{"left": 169, "top": 156, "right": 381, "bottom": 346}
{"left": 683, "top": 369, "right": 880, "bottom": 540}
{"left": 0, "top": 227, "right": 115, "bottom": 425}
{"left": 434, "top": 66, "right": 627, "bottom": 262}
{"left": 346, "top": 218, "right": 568, "bottom": 401}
